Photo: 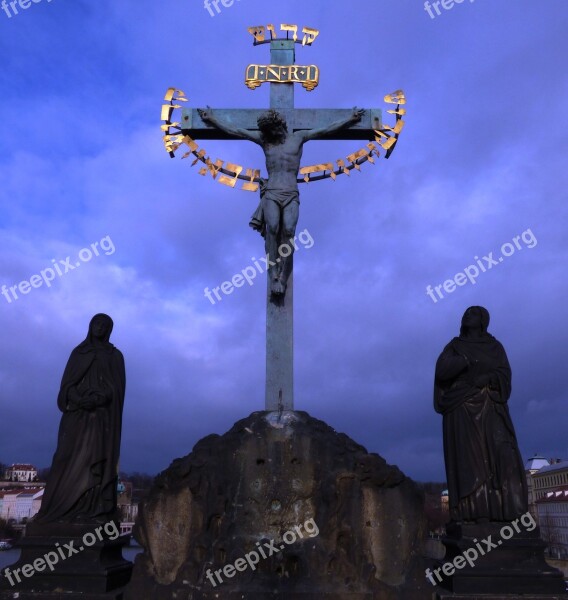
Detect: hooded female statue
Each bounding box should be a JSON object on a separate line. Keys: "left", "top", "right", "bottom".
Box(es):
{"left": 434, "top": 306, "right": 527, "bottom": 522}
{"left": 36, "top": 314, "right": 126, "bottom": 524}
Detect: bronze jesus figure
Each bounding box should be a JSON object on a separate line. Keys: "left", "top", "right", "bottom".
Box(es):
{"left": 198, "top": 107, "right": 364, "bottom": 295}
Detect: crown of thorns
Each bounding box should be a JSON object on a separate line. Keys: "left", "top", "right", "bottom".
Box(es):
{"left": 257, "top": 109, "right": 288, "bottom": 131}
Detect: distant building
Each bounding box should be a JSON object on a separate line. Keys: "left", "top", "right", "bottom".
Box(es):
{"left": 0, "top": 488, "right": 44, "bottom": 523}
{"left": 537, "top": 488, "right": 568, "bottom": 559}
{"left": 0, "top": 489, "right": 21, "bottom": 522}
{"left": 14, "top": 488, "right": 44, "bottom": 522}
{"left": 117, "top": 480, "right": 137, "bottom": 535}
{"left": 525, "top": 454, "right": 551, "bottom": 523}
{"left": 525, "top": 456, "right": 568, "bottom": 559}
{"left": 4, "top": 464, "right": 38, "bottom": 483}
{"left": 533, "top": 460, "right": 568, "bottom": 501}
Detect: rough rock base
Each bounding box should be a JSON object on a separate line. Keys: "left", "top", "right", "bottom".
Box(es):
{"left": 126, "top": 410, "right": 430, "bottom": 600}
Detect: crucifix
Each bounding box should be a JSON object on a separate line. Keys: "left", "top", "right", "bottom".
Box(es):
{"left": 160, "top": 23, "right": 406, "bottom": 413}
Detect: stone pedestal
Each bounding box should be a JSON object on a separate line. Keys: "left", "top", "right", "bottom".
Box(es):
{"left": 0, "top": 591, "right": 126, "bottom": 600}
{"left": 126, "top": 410, "right": 431, "bottom": 600}
{"left": 433, "top": 521, "right": 567, "bottom": 596}
{"left": 435, "top": 594, "right": 568, "bottom": 600}
{"left": 0, "top": 520, "right": 132, "bottom": 598}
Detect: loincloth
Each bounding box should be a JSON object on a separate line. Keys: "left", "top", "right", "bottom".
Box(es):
{"left": 249, "top": 187, "right": 300, "bottom": 237}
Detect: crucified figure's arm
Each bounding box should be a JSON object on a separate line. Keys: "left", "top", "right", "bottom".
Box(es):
{"left": 198, "top": 106, "right": 262, "bottom": 145}
{"left": 299, "top": 107, "right": 365, "bottom": 142}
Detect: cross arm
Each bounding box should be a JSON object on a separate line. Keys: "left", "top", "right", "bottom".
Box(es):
{"left": 181, "top": 108, "right": 383, "bottom": 141}
{"left": 197, "top": 108, "right": 262, "bottom": 144}
{"left": 300, "top": 108, "right": 365, "bottom": 142}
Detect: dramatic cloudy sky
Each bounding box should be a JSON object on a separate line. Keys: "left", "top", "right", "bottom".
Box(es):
{"left": 0, "top": 1, "right": 566, "bottom": 482}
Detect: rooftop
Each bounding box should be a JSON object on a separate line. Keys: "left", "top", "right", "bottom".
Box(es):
{"left": 533, "top": 460, "right": 568, "bottom": 476}
{"left": 525, "top": 454, "right": 550, "bottom": 472}
{"left": 6, "top": 464, "right": 37, "bottom": 471}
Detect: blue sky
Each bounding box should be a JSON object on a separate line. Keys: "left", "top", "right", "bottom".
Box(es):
{"left": 0, "top": 0, "right": 566, "bottom": 482}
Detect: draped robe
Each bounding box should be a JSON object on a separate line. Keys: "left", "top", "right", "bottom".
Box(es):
{"left": 36, "top": 315, "right": 125, "bottom": 523}
{"left": 434, "top": 319, "right": 527, "bottom": 522}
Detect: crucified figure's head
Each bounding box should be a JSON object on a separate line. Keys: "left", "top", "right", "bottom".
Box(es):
{"left": 258, "top": 110, "right": 288, "bottom": 143}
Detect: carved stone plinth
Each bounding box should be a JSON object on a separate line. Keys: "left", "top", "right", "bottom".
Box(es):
{"left": 434, "top": 522, "right": 567, "bottom": 596}
{"left": 0, "top": 521, "right": 132, "bottom": 598}
{"left": 0, "top": 591, "right": 126, "bottom": 600}
{"left": 126, "top": 410, "right": 431, "bottom": 600}
{"left": 435, "top": 594, "right": 568, "bottom": 600}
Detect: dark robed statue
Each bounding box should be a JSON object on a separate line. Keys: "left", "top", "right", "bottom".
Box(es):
{"left": 434, "top": 306, "right": 527, "bottom": 522}
{"left": 36, "top": 314, "right": 126, "bottom": 524}
{"left": 198, "top": 106, "right": 364, "bottom": 296}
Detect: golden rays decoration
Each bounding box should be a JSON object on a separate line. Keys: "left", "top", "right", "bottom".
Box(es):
{"left": 161, "top": 88, "right": 406, "bottom": 193}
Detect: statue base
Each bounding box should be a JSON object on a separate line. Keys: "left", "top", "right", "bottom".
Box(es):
{"left": 435, "top": 594, "right": 568, "bottom": 599}
{"left": 170, "top": 594, "right": 374, "bottom": 600}
{"left": 0, "top": 591, "right": 126, "bottom": 600}
{"left": 434, "top": 522, "right": 567, "bottom": 596}
{"left": 0, "top": 521, "right": 132, "bottom": 596}
{"left": 125, "top": 410, "right": 431, "bottom": 600}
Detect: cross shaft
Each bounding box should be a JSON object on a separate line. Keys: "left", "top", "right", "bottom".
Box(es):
{"left": 181, "top": 40, "right": 386, "bottom": 412}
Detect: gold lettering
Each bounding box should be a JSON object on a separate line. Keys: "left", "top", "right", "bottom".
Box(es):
{"left": 190, "top": 149, "right": 207, "bottom": 167}
{"left": 245, "top": 65, "right": 262, "bottom": 90}
{"left": 280, "top": 24, "right": 298, "bottom": 41}
{"left": 366, "top": 143, "right": 380, "bottom": 163}
{"left": 375, "top": 135, "right": 396, "bottom": 152}
{"left": 166, "top": 88, "right": 185, "bottom": 100}
{"left": 244, "top": 64, "right": 319, "bottom": 90}
{"left": 242, "top": 168, "right": 260, "bottom": 192}
{"left": 346, "top": 148, "right": 368, "bottom": 170}
{"left": 302, "top": 66, "right": 319, "bottom": 91}
{"left": 336, "top": 159, "right": 350, "bottom": 176}
{"left": 288, "top": 65, "right": 300, "bottom": 81}
{"left": 299, "top": 164, "right": 320, "bottom": 183}
{"left": 183, "top": 136, "right": 199, "bottom": 152}
{"left": 161, "top": 104, "right": 174, "bottom": 122}
{"left": 246, "top": 24, "right": 319, "bottom": 45}
{"left": 206, "top": 158, "right": 224, "bottom": 179}
{"left": 382, "top": 120, "right": 405, "bottom": 135}
{"left": 248, "top": 26, "right": 266, "bottom": 43}
{"left": 384, "top": 90, "right": 406, "bottom": 105}
{"left": 387, "top": 108, "right": 407, "bottom": 116}
{"left": 161, "top": 122, "right": 180, "bottom": 132}
{"left": 218, "top": 163, "right": 244, "bottom": 188}
{"left": 321, "top": 162, "right": 336, "bottom": 180}
{"left": 266, "top": 66, "right": 281, "bottom": 81}
{"left": 301, "top": 27, "right": 319, "bottom": 46}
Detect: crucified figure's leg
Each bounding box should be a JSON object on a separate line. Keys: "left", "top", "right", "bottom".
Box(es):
{"left": 277, "top": 200, "right": 299, "bottom": 292}
{"left": 262, "top": 198, "right": 284, "bottom": 295}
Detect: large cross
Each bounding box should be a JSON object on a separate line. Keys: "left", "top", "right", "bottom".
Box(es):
{"left": 165, "top": 26, "right": 404, "bottom": 412}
